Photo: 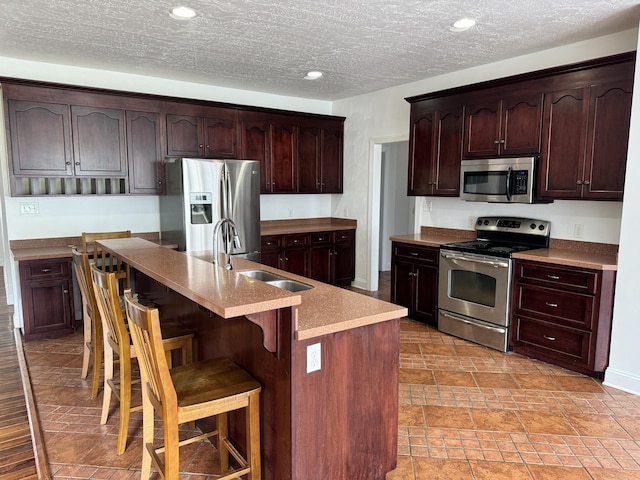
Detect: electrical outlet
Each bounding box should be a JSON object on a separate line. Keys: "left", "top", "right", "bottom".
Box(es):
{"left": 20, "top": 203, "right": 39, "bottom": 215}
{"left": 468, "top": 216, "right": 476, "bottom": 228}
{"left": 574, "top": 224, "right": 584, "bottom": 238}
{"left": 423, "top": 201, "right": 432, "bottom": 212}
{"left": 307, "top": 343, "right": 321, "bottom": 373}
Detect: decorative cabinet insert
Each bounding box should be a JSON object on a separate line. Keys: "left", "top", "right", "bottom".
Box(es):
{"left": 463, "top": 93, "right": 543, "bottom": 158}
{"left": 407, "top": 99, "right": 463, "bottom": 196}
{"left": 261, "top": 228, "right": 355, "bottom": 286}
{"left": 390, "top": 242, "right": 438, "bottom": 326}
{"left": 510, "top": 259, "right": 616, "bottom": 377}
{"left": 19, "top": 258, "right": 75, "bottom": 341}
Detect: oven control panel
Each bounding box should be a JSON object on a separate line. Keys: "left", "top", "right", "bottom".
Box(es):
{"left": 476, "top": 217, "right": 550, "bottom": 237}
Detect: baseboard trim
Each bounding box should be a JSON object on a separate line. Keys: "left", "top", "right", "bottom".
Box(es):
{"left": 603, "top": 367, "right": 640, "bottom": 396}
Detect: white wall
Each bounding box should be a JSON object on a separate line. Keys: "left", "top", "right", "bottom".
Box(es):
{"left": 605, "top": 24, "right": 640, "bottom": 395}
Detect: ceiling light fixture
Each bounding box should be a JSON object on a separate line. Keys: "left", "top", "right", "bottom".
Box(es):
{"left": 450, "top": 17, "right": 476, "bottom": 32}
{"left": 170, "top": 6, "right": 197, "bottom": 20}
{"left": 304, "top": 71, "right": 323, "bottom": 80}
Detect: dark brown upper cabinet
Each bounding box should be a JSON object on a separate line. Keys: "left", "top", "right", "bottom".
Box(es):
{"left": 270, "top": 122, "right": 297, "bottom": 193}
{"left": 538, "top": 79, "right": 633, "bottom": 201}
{"left": 8, "top": 99, "right": 73, "bottom": 176}
{"left": 166, "top": 106, "right": 239, "bottom": 159}
{"left": 126, "top": 110, "right": 164, "bottom": 195}
{"left": 463, "top": 93, "right": 543, "bottom": 158}
{"left": 319, "top": 126, "right": 344, "bottom": 193}
{"left": 407, "top": 99, "right": 463, "bottom": 196}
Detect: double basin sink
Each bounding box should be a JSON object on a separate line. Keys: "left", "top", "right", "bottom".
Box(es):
{"left": 238, "top": 269, "right": 313, "bottom": 293}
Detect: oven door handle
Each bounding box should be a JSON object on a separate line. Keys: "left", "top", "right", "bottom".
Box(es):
{"left": 439, "top": 311, "right": 507, "bottom": 334}
{"left": 440, "top": 252, "right": 509, "bottom": 268}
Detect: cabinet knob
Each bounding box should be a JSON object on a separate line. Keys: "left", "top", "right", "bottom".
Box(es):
{"left": 199, "top": 144, "right": 203, "bottom": 149}
{"left": 66, "top": 161, "right": 71, "bottom": 165}
{"left": 543, "top": 335, "right": 556, "bottom": 341}
{"left": 75, "top": 161, "right": 80, "bottom": 165}
{"left": 576, "top": 180, "right": 583, "bottom": 185}
{"left": 493, "top": 140, "right": 500, "bottom": 144}
{"left": 499, "top": 139, "right": 505, "bottom": 144}
{"left": 63, "top": 289, "right": 69, "bottom": 294}
{"left": 583, "top": 180, "right": 590, "bottom": 185}
{"left": 206, "top": 145, "right": 210, "bottom": 149}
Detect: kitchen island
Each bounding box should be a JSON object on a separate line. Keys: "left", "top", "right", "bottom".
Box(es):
{"left": 97, "top": 237, "right": 406, "bottom": 480}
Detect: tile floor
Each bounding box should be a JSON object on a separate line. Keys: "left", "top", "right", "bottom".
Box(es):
{"left": 21, "top": 271, "right": 640, "bottom": 479}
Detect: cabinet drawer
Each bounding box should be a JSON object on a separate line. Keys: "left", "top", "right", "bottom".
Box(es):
{"left": 261, "top": 235, "right": 281, "bottom": 250}
{"left": 283, "top": 234, "right": 309, "bottom": 247}
{"left": 20, "top": 259, "right": 69, "bottom": 280}
{"left": 516, "top": 261, "right": 598, "bottom": 293}
{"left": 334, "top": 230, "right": 354, "bottom": 244}
{"left": 393, "top": 243, "right": 438, "bottom": 264}
{"left": 513, "top": 315, "right": 590, "bottom": 366}
{"left": 514, "top": 284, "right": 594, "bottom": 329}
{"left": 310, "top": 232, "right": 332, "bottom": 244}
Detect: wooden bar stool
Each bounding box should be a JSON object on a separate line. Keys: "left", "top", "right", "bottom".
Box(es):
{"left": 82, "top": 230, "right": 132, "bottom": 293}
{"left": 71, "top": 247, "right": 102, "bottom": 399}
{"left": 123, "top": 289, "right": 262, "bottom": 480}
{"left": 90, "top": 263, "right": 194, "bottom": 455}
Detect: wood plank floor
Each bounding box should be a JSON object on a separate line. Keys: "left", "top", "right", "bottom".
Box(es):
{"left": 0, "top": 267, "right": 44, "bottom": 479}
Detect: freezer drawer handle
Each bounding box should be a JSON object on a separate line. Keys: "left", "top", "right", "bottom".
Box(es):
{"left": 545, "top": 302, "right": 558, "bottom": 308}
{"left": 439, "top": 311, "right": 506, "bottom": 334}
{"left": 543, "top": 335, "right": 556, "bottom": 341}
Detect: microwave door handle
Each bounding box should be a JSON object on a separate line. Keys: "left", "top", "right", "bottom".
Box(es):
{"left": 505, "top": 167, "right": 512, "bottom": 201}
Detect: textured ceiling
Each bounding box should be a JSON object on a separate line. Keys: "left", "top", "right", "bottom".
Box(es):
{"left": 1, "top": 0, "right": 639, "bottom": 100}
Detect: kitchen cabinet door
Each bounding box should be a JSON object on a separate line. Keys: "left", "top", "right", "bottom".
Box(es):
{"left": 332, "top": 230, "right": 356, "bottom": 286}
{"left": 538, "top": 88, "right": 589, "bottom": 199}
{"left": 166, "top": 114, "right": 202, "bottom": 157}
{"left": 391, "top": 259, "right": 414, "bottom": 311}
{"left": 414, "top": 263, "right": 438, "bottom": 325}
{"left": 260, "top": 235, "right": 281, "bottom": 268}
{"left": 241, "top": 114, "right": 272, "bottom": 192}
{"left": 202, "top": 108, "right": 239, "bottom": 159}
{"left": 8, "top": 100, "right": 73, "bottom": 176}
{"left": 270, "top": 123, "right": 297, "bottom": 193}
{"left": 282, "top": 247, "right": 309, "bottom": 277}
{"left": 320, "top": 126, "right": 343, "bottom": 193}
{"left": 407, "top": 101, "right": 463, "bottom": 196}
{"left": 71, "top": 106, "right": 127, "bottom": 176}
{"left": 583, "top": 79, "right": 633, "bottom": 200}
{"left": 126, "top": 110, "right": 164, "bottom": 194}
{"left": 463, "top": 94, "right": 542, "bottom": 158}
{"left": 297, "top": 126, "right": 321, "bottom": 193}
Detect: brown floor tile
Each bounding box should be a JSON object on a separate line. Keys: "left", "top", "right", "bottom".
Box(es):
{"left": 587, "top": 468, "right": 640, "bottom": 479}
{"left": 469, "top": 460, "right": 533, "bottom": 480}
{"left": 517, "top": 411, "right": 578, "bottom": 435}
{"left": 401, "top": 319, "right": 430, "bottom": 332}
{"left": 43, "top": 431, "right": 106, "bottom": 465}
{"left": 433, "top": 370, "right": 477, "bottom": 387}
{"left": 419, "top": 344, "right": 457, "bottom": 356}
{"left": 472, "top": 372, "right": 520, "bottom": 389}
{"left": 470, "top": 408, "right": 526, "bottom": 433}
{"left": 564, "top": 413, "right": 631, "bottom": 439}
{"left": 400, "top": 368, "right": 435, "bottom": 385}
{"left": 614, "top": 416, "right": 640, "bottom": 440}
{"left": 386, "top": 456, "right": 414, "bottom": 480}
{"left": 554, "top": 375, "right": 605, "bottom": 393}
{"left": 401, "top": 342, "right": 422, "bottom": 355}
{"left": 413, "top": 458, "right": 473, "bottom": 480}
{"left": 423, "top": 406, "right": 474, "bottom": 429}
{"left": 399, "top": 405, "right": 427, "bottom": 427}
{"left": 528, "top": 464, "right": 593, "bottom": 480}
{"left": 454, "top": 345, "right": 495, "bottom": 358}
{"left": 512, "top": 374, "right": 562, "bottom": 391}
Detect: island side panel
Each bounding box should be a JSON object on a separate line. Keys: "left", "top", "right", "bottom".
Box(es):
{"left": 135, "top": 271, "right": 295, "bottom": 480}
{"left": 291, "top": 318, "right": 400, "bottom": 480}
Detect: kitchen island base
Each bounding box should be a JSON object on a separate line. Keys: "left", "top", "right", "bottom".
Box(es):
{"left": 136, "top": 272, "right": 400, "bottom": 480}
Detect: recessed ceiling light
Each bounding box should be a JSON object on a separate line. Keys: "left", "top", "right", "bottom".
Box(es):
{"left": 304, "top": 71, "right": 324, "bottom": 80}
{"left": 170, "top": 6, "right": 197, "bottom": 20}
{"left": 450, "top": 18, "right": 476, "bottom": 32}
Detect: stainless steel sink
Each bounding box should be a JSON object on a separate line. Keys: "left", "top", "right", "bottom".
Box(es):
{"left": 238, "top": 270, "right": 285, "bottom": 282}
{"left": 265, "top": 279, "right": 313, "bottom": 292}
{"left": 238, "top": 269, "right": 313, "bottom": 292}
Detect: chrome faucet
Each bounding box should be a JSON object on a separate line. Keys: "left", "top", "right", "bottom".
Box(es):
{"left": 213, "top": 218, "right": 242, "bottom": 270}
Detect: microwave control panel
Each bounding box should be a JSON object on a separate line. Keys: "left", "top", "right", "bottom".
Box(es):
{"left": 512, "top": 170, "right": 529, "bottom": 193}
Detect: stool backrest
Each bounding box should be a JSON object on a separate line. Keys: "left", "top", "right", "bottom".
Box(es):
{"left": 91, "top": 263, "right": 130, "bottom": 359}
{"left": 82, "top": 231, "right": 132, "bottom": 291}
{"left": 123, "top": 290, "right": 177, "bottom": 412}
{"left": 72, "top": 246, "right": 101, "bottom": 334}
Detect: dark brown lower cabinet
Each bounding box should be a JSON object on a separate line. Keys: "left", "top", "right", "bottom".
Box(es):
{"left": 261, "top": 229, "right": 355, "bottom": 286}
{"left": 510, "top": 259, "right": 616, "bottom": 378}
{"left": 390, "top": 242, "right": 438, "bottom": 326}
{"left": 19, "top": 258, "right": 75, "bottom": 340}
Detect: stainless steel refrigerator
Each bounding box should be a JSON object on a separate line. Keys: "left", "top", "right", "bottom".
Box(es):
{"left": 160, "top": 158, "right": 261, "bottom": 261}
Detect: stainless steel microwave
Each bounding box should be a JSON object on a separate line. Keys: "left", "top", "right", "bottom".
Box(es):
{"left": 460, "top": 157, "right": 537, "bottom": 203}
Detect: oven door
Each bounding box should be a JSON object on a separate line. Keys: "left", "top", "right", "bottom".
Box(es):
{"left": 438, "top": 249, "right": 512, "bottom": 326}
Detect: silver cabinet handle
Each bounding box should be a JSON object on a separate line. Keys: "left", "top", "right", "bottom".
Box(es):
{"left": 41, "top": 268, "right": 51, "bottom": 273}
{"left": 547, "top": 274, "right": 560, "bottom": 280}
{"left": 410, "top": 252, "right": 419, "bottom": 256}
{"left": 545, "top": 302, "right": 558, "bottom": 308}
{"left": 543, "top": 335, "right": 556, "bottom": 341}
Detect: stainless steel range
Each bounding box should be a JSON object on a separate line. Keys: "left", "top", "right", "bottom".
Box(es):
{"left": 438, "top": 216, "right": 550, "bottom": 352}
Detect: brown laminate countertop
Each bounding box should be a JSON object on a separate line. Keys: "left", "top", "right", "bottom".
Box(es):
{"left": 97, "top": 237, "right": 407, "bottom": 340}
{"left": 261, "top": 217, "right": 357, "bottom": 236}
{"left": 391, "top": 227, "right": 617, "bottom": 271}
